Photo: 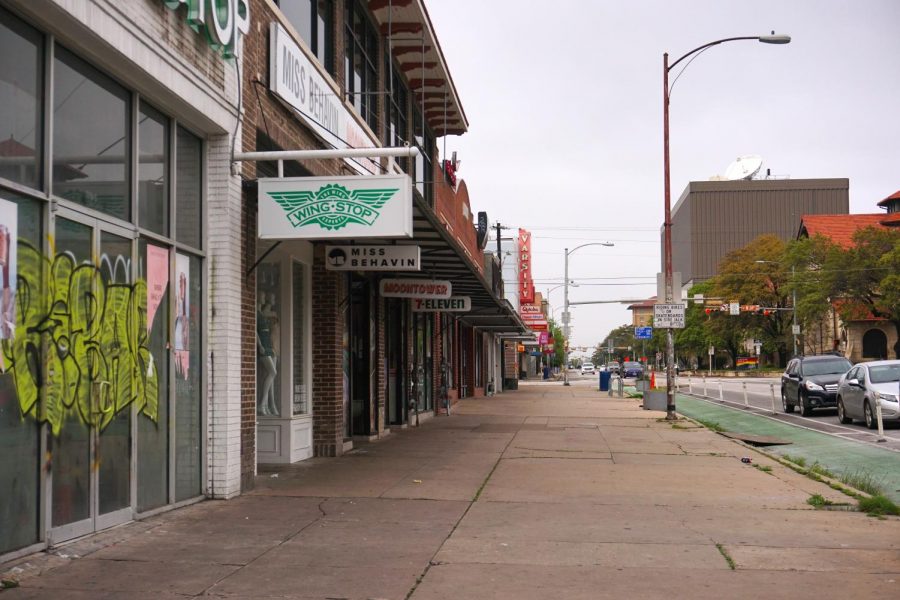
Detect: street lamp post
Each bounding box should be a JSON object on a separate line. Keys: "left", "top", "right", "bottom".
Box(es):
{"left": 662, "top": 32, "right": 790, "bottom": 419}
{"left": 563, "top": 243, "right": 614, "bottom": 386}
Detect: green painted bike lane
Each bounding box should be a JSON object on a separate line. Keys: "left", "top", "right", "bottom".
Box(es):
{"left": 674, "top": 393, "right": 900, "bottom": 503}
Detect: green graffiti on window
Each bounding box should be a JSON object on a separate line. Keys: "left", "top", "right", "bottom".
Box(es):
{"left": 1, "top": 241, "right": 158, "bottom": 435}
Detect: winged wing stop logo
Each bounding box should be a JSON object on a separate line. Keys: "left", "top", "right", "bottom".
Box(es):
{"left": 267, "top": 184, "right": 399, "bottom": 231}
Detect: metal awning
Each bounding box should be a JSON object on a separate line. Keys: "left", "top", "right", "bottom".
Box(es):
{"left": 400, "top": 196, "right": 527, "bottom": 334}
{"left": 367, "top": 0, "right": 468, "bottom": 136}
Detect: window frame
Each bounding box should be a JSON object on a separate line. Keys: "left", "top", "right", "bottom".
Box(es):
{"left": 344, "top": 0, "right": 380, "bottom": 131}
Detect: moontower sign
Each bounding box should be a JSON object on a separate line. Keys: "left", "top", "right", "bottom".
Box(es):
{"left": 379, "top": 279, "right": 452, "bottom": 299}
{"left": 258, "top": 175, "right": 412, "bottom": 240}
{"left": 163, "top": 0, "right": 250, "bottom": 58}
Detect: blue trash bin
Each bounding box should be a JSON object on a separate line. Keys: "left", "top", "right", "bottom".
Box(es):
{"left": 599, "top": 371, "right": 611, "bottom": 391}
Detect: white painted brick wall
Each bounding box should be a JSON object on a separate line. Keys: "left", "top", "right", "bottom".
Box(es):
{"left": 10, "top": 0, "right": 246, "bottom": 499}
{"left": 206, "top": 130, "right": 244, "bottom": 499}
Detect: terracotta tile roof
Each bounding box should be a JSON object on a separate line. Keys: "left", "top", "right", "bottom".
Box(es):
{"left": 880, "top": 213, "right": 900, "bottom": 227}
{"left": 0, "top": 137, "right": 35, "bottom": 157}
{"left": 799, "top": 214, "right": 887, "bottom": 248}
{"left": 877, "top": 190, "right": 900, "bottom": 208}
{"left": 627, "top": 296, "right": 657, "bottom": 310}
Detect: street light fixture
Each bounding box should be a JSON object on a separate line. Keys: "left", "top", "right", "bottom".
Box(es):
{"left": 755, "top": 259, "right": 798, "bottom": 357}
{"left": 563, "top": 243, "right": 614, "bottom": 386}
{"left": 662, "top": 32, "right": 791, "bottom": 419}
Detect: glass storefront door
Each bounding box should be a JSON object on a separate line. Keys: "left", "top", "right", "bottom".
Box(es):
{"left": 49, "top": 210, "right": 135, "bottom": 543}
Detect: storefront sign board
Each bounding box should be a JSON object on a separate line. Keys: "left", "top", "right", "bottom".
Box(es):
{"left": 411, "top": 297, "right": 471, "bottom": 312}
{"left": 324, "top": 245, "right": 420, "bottom": 271}
{"left": 259, "top": 174, "right": 412, "bottom": 240}
{"left": 163, "top": 0, "right": 250, "bottom": 58}
{"left": 269, "top": 23, "right": 380, "bottom": 175}
{"left": 379, "top": 279, "right": 451, "bottom": 299}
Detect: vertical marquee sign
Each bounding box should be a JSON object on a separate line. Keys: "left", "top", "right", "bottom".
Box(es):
{"left": 518, "top": 228, "right": 534, "bottom": 304}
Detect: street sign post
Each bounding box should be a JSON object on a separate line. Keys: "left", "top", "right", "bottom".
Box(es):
{"left": 653, "top": 303, "right": 685, "bottom": 328}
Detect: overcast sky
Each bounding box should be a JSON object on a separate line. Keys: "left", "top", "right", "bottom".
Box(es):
{"left": 426, "top": 0, "right": 900, "bottom": 352}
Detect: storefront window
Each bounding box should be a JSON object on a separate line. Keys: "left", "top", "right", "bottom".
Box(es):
{"left": 292, "top": 261, "right": 308, "bottom": 416}
{"left": 0, "top": 193, "right": 41, "bottom": 554}
{"left": 53, "top": 45, "right": 130, "bottom": 221}
{"left": 137, "top": 239, "right": 169, "bottom": 512}
{"left": 174, "top": 252, "right": 202, "bottom": 501}
{"left": 277, "top": 0, "right": 334, "bottom": 74}
{"left": 0, "top": 10, "right": 42, "bottom": 190}
{"left": 175, "top": 127, "right": 201, "bottom": 249}
{"left": 257, "top": 262, "right": 282, "bottom": 417}
{"left": 138, "top": 104, "right": 169, "bottom": 236}
{"left": 344, "top": 0, "right": 378, "bottom": 130}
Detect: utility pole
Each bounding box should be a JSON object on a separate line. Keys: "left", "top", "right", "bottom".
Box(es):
{"left": 792, "top": 265, "right": 798, "bottom": 357}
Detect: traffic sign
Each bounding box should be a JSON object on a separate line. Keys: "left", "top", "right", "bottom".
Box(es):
{"left": 635, "top": 326, "right": 652, "bottom": 340}
{"left": 654, "top": 303, "right": 685, "bottom": 328}
{"left": 729, "top": 302, "right": 740, "bottom": 316}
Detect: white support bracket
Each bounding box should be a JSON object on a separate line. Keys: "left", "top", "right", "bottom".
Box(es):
{"left": 233, "top": 146, "right": 421, "bottom": 176}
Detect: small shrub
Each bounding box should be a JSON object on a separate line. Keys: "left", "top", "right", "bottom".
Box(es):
{"left": 807, "top": 494, "right": 831, "bottom": 508}
{"left": 782, "top": 454, "right": 806, "bottom": 468}
{"left": 695, "top": 418, "right": 726, "bottom": 433}
{"left": 858, "top": 495, "right": 900, "bottom": 517}
{"left": 808, "top": 462, "right": 835, "bottom": 479}
{"left": 839, "top": 469, "right": 886, "bottom": 497}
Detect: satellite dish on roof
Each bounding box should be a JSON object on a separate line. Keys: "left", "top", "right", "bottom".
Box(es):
{"left": 723, "top": 155, "right": 763, "bottom": 180}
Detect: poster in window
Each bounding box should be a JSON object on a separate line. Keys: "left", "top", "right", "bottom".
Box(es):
{"left": 0, "top": 198, "right": 18, "bottom": 343}
{"left": 146, "top": 244, "right": 169, "bottom": 332}
{"left": 174, "top": 252, "right": 190, "bottom": 379}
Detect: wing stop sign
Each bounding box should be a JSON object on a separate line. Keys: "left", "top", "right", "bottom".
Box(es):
{"left": 411, "top": 297, "right": 471, "bottom": 312}
{"left": 259, "top": 174, "right": 412, "bottom": 240}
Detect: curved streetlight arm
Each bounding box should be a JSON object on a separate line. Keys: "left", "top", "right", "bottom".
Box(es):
{"left": 562, "top": 242, "right": 614, "bottom": 385}
{"left": 566, "top": 242, "right": 614, "bottom": 257}
{"left": 668, "top": 36, "right": 762, "bottom": 71}
{"left": 662, "top": 31, "right": 790, "bottom": 418}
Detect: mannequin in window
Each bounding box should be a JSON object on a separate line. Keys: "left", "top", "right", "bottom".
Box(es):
{"left": 257, "top": 293, "right": 279, "bottom": 416}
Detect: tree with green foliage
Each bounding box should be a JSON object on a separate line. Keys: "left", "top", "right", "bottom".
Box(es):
{"left": 676, "top": 280, "right": 715, "bottom": 369}
{"left": 712, "top": 234, "right": 792, "bottom": 366}
{"left": 548, "top": 318, "right": 566, "bottom": 368}
{"left": 826, "top": 227, "right": 900, "bottom": 358}
{"left": 784, "top": 234, "right": 843, "bottom": 355}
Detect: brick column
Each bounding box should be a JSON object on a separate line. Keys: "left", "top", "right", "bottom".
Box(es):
{"left": 312, "top": 247, "right": 346, "bottom": 456}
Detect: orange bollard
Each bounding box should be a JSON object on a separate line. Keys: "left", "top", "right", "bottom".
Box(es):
{"left": 650, "top": 371, "right": 656, "bottom": 389}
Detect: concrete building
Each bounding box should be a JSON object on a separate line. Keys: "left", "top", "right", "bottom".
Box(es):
{"left": 667, "top": 178, "right": 849, "bottom": 286}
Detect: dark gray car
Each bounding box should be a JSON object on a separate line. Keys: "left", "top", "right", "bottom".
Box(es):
{"left": 836, "top": 360, "right": 900, "bottom": 428}
{"left": 781, "top": 355, "right": 853, "bottom": 417}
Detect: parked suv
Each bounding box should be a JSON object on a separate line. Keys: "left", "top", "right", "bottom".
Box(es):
{"left": 781, "top": 355, "right": 852, "bottom": 416}
{"left": 622, "top": 361, "right": 644, "bottom": 378}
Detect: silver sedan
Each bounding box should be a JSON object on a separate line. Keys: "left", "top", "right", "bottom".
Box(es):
{"left": 836, "top": 360, "right": 900, "bottom": 428}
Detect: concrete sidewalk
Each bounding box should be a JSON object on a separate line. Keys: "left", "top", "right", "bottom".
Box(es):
{"left": 2, "top": 380, "right": 899, "bottom": 599}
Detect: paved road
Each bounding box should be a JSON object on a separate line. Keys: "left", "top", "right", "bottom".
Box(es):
{"left": 668, "top": 375, "right": 900, "bottom": 451}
